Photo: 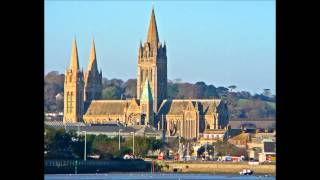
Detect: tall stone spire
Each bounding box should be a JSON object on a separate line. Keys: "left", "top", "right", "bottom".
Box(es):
{"left": 141, "top": 78, "right": 153, "bottom": 102}
{"left": 88, "top": 39, "right": 98, "bottom": 72}
{"left": 140, "top": 78, "right": 154, "bottom": 126}
{"left": 146, "top": 7, "right": 159, "bottom": 47}
{"left": 70, "top": 38, "right": 79, "bottom": 71}
{"left": 84, "top": 38, "right": 102, "bottom": 106}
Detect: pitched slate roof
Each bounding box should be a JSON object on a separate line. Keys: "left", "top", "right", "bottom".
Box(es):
{"left": 84, "top": 100, "right": 129, "bottom": 115}
{"left": 158, "top": 100, "right": 190, "bottom": 115}
{"left": 157, "top": 99, "right": 220, "bottom": 115}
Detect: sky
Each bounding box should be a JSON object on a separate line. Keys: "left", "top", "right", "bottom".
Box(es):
{"left": 45, "top": 0, "right": 275, "bottom": 95}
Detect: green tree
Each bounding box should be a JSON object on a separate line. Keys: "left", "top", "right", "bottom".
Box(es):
{"left": 197, "top": 144, "right": 215, "bottom": 157}
{"left": 167, "top": 83, "right": 179, "bottom": 98}
{"left": 102, "top": 86, "right": 122, "bottom": 100}
{"left": 228, "top": 85, "right": 237, "bottom": 92}
{"left": 91, "top": 135, "right": 119, "bottom": 159}
{"left": 123, "top": 79, "right": 137, "bottom": 98}
{"left": 149, "top": 138, "right": 164, "bottom": 151}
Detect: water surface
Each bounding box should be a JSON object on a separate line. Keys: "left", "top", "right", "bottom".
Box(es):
{"left": 45, "top": 173, "right": 275, "bottom": 180}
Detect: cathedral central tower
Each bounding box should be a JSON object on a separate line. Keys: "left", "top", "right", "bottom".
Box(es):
{"left": 137, "top": 7, "right": 167, "bottom": 113}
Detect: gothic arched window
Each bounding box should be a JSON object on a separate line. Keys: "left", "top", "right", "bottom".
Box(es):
{"left": 66, "top": 92, "right": 70, "bottom": 113}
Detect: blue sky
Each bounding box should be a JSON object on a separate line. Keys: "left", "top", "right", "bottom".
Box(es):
{"left": 45, "top": 0, "right": 275, "bottom": 95}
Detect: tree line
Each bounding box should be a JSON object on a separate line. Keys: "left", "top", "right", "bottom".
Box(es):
{"left": 44, "top": 126, "right": 247, "bottom": 160}
{"left": 45, "top": 71, "right": 275, "bottom": 119}
{"left": 44, "top": 126, "right": 164, "bottom": 160}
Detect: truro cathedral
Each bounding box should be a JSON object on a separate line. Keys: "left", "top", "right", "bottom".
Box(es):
{"left": 63, "top": 7, "right": 229, "bottom": 140}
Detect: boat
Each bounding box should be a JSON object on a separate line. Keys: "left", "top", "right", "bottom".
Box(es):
{"left": 239, "top": 169, "right": 254, "bottom": 175}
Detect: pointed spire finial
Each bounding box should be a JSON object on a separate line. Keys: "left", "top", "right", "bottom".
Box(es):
{"left": 88, "top": 38, "right": 98, "bottom": 72}
{"left": 146, "top": 6, "right": 159, "bottom": 47}
{"left": 70, "top": 37, "right": 79, "bottom": 72}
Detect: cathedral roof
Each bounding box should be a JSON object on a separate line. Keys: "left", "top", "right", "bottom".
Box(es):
{"left": 69, "top": 38, "right": 79, "bottom": 71}
{"left": 158, "top": 99, "right": 221, "bottom": 115}
{"left": 146, "top": 7, "right": 159, "bottom": 47}
{"left": 84, "top": 100, "right": 129, "bottom": 115}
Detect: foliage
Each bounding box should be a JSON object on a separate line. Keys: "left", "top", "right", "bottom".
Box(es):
{"left": 44, "top": 71, "right": 64, "bottom": 112}
{"left": 45, "top": 127, "right": 164, "bottom": 160}
{"left": 91, "top": 135, "right": 119, "bottom": 159}
{"left": 197, "top": 144, "right": 215, "bottom": 157}
{"left": 102, "top": 86, "right": 123, "bottom": 100}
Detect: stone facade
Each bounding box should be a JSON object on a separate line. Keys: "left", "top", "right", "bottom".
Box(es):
{"left": 84, "top": 39, "right": 102, "bottom": 111}
{"left": 157, "top": 99, "right": 229, "bottom": 140}
{"left": 137, "top": 8, "right": 167, "bottom": 114}
{"left": 63, "top": 39, "right": 84, "bottom": 123}
{"left": 63, "top": 7, "right": 229, "bottom": 140}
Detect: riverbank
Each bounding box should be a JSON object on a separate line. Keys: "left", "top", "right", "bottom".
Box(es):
{"left": 156, "top": 161, "right": 275, "bottom": 175}
{"left": 45, "top": 159, "right": 152, "bottom": 174}
{"left": 45, "top": 159, "right": 275, "bottom": 175}
{"left": 45, "top": 173, "right": 276, "bottom": 180}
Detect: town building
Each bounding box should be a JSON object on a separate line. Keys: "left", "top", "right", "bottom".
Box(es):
{"left": 227, "top": 132, "right": 250, "bottom": 148}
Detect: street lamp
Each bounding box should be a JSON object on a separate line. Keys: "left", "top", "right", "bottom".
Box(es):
{"left": 81, "top": 131, "right": 87, "bottom": 161}
{"left": 118, "top": 129, "right": 123, "bottom": 151}
{"left": 131, "top": 132, "right": 135, "bottom": 157}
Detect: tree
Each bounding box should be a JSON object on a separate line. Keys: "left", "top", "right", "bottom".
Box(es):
{"left": 102, "top": 86, "right": 123, "bottom": 100}
{"left": 149, "top": 138, "right": 164, "bottom": 151}
{"left": 44, "top": 71, "right": 64, "bottom": 112}
{"left": 45, "top": 128, "right": 75, "bottom": 159}
{"left": 131, "top": 136, "right": 149, "bottom": 157}
{"left": 197, "top": 144, "right": 215, "bottom": 157}
{"left": 216, "top": 87, "right": 229, "bottom": 98}
{"left": 167, "top": 82, "right": 179, "bottom": 98}
{"left": 91, "top": 135, "right": 119, "bottom": 159}
{"left": 195, "top": 82, "right": 206, "bottom": 98}
{"left": 123, "top": 79, "right": 137, "bottom": 98}
{"left": 228, "top": 85, "right": 237, "bottom": 92}
{"left": 204, "top": 85, "right": 218, "bottom": 98}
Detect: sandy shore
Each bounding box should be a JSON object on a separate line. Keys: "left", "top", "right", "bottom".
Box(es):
{"left": 156, "top": 161, "right": 276, "bottom": 175}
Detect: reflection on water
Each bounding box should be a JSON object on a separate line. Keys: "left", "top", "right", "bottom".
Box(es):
{"left": 45, "top": 173, "right": 275, "bottom": 180}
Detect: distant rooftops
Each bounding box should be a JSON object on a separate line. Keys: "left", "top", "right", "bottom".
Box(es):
{"left": 44, "top": 121, "right": 162, "bottom": 136}
{"left": 230, "top": 118, "right": 275, "bottom": 121}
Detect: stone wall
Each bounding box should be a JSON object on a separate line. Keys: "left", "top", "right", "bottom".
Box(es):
{"left": 157, "top": 161, "right": 275, "bottom": 174}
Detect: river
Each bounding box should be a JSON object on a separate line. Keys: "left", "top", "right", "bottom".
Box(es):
{"left": 45, "top": 173, "right": 275, "bottom": 180}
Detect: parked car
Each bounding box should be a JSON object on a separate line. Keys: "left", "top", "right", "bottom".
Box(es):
{"left": 123, "top": 154, "right": 134, "bottom": 159}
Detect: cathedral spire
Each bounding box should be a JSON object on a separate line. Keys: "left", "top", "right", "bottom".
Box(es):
{"left": 146, "top": 6, "right": 159, "bottom": 47}
{"left": 88, "top": 39, "right": 98, "bottom": 72}
{"left": 70, "top": 38, "right": 79, "bottom": 71}
{"left": 141, "top": 78, "right": 153, "bottom": 102}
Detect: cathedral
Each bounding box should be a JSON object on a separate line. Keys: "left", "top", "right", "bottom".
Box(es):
{"left": 63, "top": 7, "right": 229, "bottom": 140}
